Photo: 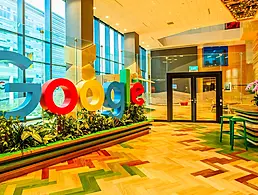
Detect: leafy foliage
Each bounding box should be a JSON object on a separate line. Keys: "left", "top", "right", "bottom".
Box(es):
{"left": 0, "top": 105, "right": 147, "bottom": 154}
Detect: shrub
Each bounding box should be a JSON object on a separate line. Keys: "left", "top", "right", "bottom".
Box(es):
{"left": 0, "top": 105, "right": 147, "bottom": 154}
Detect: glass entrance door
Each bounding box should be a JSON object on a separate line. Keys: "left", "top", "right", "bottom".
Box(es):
{"left": 172, "top": 77, "right": 192, "bottom": 121}
{"left": 167, "top": 72, "right": 222, "bottom": 123}
{"left": 195, "top": 77, "right": 217, "bottom": 121}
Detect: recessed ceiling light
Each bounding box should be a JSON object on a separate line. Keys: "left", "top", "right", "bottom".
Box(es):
{"left": 142, "top": 42, "right": 145, "bottom": 44}
{"left": 105, "top": 16, "right": 109, "bottom": 19}
{"left": 124, "top": 29, "right": 127, "bottom": 31}
{"left": 116, "top": 23, "right": 119, "bottom": 26}
{"left": 147, "top": 45, "right": 149, "bottom": 47}
{"left": 93, "top": 7, "right": 96, "bottom": 10}
{"left": 167, "top": 21, "right": 174, "bottom": 25}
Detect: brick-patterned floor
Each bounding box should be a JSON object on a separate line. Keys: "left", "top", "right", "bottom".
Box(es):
{"left": 1, "top": 122, "right": 258, "bottom": 194}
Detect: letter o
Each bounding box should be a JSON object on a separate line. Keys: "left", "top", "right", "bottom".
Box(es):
{"left": 77, "top": 80, "right": 105, "bottom": 111}
{"left": 40, "top": 78, "right": 78, "bottom": 115}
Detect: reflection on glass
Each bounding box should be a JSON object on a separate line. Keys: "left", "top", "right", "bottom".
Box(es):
{"left": 52, "top": 0, "right": 66, "bottom": 45}
{"left": 196, "top": 77, "right": 216, "bottom": 121}
{"left": 172, "top": 78, "right": 191, "bottom": 120}
{"left": 26, "top": 63, "right": 48, "bottom": 119}
{"left": 0, "top": 0, "right": 18, "bottom": 32}
{"left": 25, "top": 37, "right": 45, "bottom": 62}
{"left": 25, "top": 0, "right": 45, "bottom": 40}
{"left": 0, "top": 61, "right": 23, "bottom": 114}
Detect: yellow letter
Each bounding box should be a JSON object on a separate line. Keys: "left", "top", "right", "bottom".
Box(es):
{"left": 77, "top": 80, "right": 104, "bottom": 111}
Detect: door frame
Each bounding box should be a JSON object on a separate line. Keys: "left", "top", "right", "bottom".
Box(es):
{"left": 167, "top": 71, "right": 223, "bottom": 123}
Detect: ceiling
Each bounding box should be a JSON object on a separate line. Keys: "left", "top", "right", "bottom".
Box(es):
{"left": 94, "top": 0, "right": 258, "bottom": 49}
{"left": 221, "top": 0, "right": 258, "bottom": 21}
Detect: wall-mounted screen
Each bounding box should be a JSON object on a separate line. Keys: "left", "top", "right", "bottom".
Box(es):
{"left": 203, "top": 46, "right": 228, "bottom": 67}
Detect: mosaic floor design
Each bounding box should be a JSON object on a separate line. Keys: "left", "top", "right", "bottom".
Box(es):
{"left": 1, "top": 122, "right": 258, "bottom": 194}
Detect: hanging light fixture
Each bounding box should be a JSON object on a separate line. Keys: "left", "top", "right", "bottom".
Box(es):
{"left": 221, "top": 0, "right": 258, "bottom": 21}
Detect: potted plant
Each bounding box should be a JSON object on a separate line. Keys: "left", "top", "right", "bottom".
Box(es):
{"left": 246, "top": 80, "right": 258, "bottom": 106}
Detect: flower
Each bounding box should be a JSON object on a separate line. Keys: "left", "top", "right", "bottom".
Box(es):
{"left": 246, "top": 82, "right": 254, "bottom": 91}
{"left": 253, "top": 84, "right": 258, "bottom": 92}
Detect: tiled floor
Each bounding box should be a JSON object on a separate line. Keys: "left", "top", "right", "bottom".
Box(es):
{"left": 1, "top": 122, "right": 258, "bottom": 194}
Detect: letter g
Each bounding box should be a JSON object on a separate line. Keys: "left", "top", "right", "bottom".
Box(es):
{"left": 0, "top": 51, "right": 41, "bottom": 119}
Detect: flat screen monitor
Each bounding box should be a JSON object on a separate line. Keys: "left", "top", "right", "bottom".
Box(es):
{"left": 203, "top": 46, "right": 228, "bottom": 67}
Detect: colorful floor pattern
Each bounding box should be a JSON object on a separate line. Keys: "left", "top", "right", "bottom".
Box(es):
{"left": 1, "top": 122, "right": 258, "bottom": 194}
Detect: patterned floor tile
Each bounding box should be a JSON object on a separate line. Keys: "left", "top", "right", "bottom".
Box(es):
{"left": 1, "top": 122, "right": 258, "bottom": 194}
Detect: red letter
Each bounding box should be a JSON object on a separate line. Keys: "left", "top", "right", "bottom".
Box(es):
{"left": 40, "top": 78, "right": 78, "bottom": 115}
{"left": 130, "top": 82, "right": 145, "bottom": 106}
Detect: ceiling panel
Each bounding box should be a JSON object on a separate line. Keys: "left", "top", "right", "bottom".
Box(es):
{"left": 94, "top": 0, "right": 256, "bottom": 49}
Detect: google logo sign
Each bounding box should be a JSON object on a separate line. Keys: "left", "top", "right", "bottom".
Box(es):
{"left": 0, "top": 51, "right": 145, "bottom": 119}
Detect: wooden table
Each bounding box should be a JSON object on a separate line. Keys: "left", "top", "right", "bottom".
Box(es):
{"left": 232, "top": 105, "right": 258, "bottom": 146}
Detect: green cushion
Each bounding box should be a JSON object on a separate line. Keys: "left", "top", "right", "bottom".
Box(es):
{"left": 220, "top": 115, "right": 234, "bottom": 119}
{"left": 230, "top": 117, "right": 245, "bottom": 122}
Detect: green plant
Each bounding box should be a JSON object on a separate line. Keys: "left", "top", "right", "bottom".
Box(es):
{"left": 0, "top": 116, "right": 46, "bottom": 153}
{"left": 58, "top": 115, "right": 83, "bottom": 140}
{"left": 122, "top": 104, "right": 147, "bottom": 124}
{"left": 0, "top": 105, "right": 147, "bottom": 154}
{"left": 78, "top": 109, "right": 114, "bottom": 133}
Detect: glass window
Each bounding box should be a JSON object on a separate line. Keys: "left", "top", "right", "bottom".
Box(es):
{"left": 114, "top": 31, "right": 119, "bottom": 74}
{"left": 25, "top": 37, "right": 45, "bottom": 63}
{"left": 0, "top": 36, "right": 23, "bottom": 117}
{"left": 105, "top": 25, "right": 110, "bottom": 74}
{"left": 52, "top": 65, "right": 66, "bottom": 79}
{"left": 0, "top": 0, "right": 67, "bottom": 120}
{"left": 121, "top": 35, "right": 124, "bottom": 67}
{"left": 25, "top": 0, "right": 45, "bottom": 40}
{"left": 52, "top": 45, "right": 65, "bottom": 66}
{"left": 52, "top": 0, "right": 65, "bottom": 45}
{"left": 26, "top": 62, "right": 50, "bottom": 119}
{"left": 99, "top": 22, "right": 105, "bottom": 74}
{"left": 94, "top": 18, "right": 100, "bottom": 74}
{"left": 118, "top": 33, "right": 122, "bottom": 71}
{"left": 140, "top": 47, "right": 148, "bottom": 91}
{"left": 110, "top": 28, "right": 114, "bottom": 74}
{"left": 93, "top": 17, "right": 125, "bottom": 75}
{"left": 0, "top": 0, "right": 18, "bottom": 33}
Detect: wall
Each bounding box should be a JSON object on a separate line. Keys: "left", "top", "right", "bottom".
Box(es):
{"left": 253, "top": 34, "right": 258, "bottom": 80}
{"left": 159, "top": 28, "right": 241, "bottom": 48}
{"left": 198, "top": 45, "right": 254, "bottom": 104}
{"left": 151, "top": 46, "right": 198, "bottom": 92}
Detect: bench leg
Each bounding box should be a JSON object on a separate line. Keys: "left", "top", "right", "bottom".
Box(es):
{"left": 230, "top": 121, "right": 234, "bottom": 150}
{"left": 243, "top": 121, "right": 248, "bottom": 151}
{"left": 220, "top": 118, "right": 223, "bottom": 142}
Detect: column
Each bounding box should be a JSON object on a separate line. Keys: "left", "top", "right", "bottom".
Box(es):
{"left": 254, "top": 34, "right": 258, "bottom": 80}
{"left": 242, "top": 20, "right": 258, "bottom": 80}
{"left": 65, "top": 0, "right": 96, "bottom": 83}
{"left": 124, "top": 32, "right": 140, "bottom": 74}
{"left": 66, "top": 0, "right": 93, "bottom": 45}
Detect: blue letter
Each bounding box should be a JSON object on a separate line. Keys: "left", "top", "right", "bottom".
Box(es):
{"left": 4, "top": 84, "right": 41, "bottom": 119}
{"left": 102, "top": 82, "right": 125, "bottom": 119}
{"left": 0, "top": 51, "right": 41, "bottom": 119}
{"left": 0, "top": 51, "right": 32, "bottom": 70}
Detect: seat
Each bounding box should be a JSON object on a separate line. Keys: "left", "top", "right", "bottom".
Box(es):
{"left": 220, "top": 115, "right": 234, "bottom": 143}
{"left": 229, "top": 117, "right": 248, "bottom": 151}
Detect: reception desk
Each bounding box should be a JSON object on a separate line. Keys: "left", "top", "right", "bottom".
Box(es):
{"left": 232, "top": 105, "right": 258, "bottom": 146}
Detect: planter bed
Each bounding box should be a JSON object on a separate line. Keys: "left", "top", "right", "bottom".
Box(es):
{"left": 0, "top": 121, "right": 151, "bottom": 183}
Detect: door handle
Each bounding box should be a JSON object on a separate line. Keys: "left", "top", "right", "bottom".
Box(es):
{"left": 191, "top": 99, "right": 197, "bottom": 103}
